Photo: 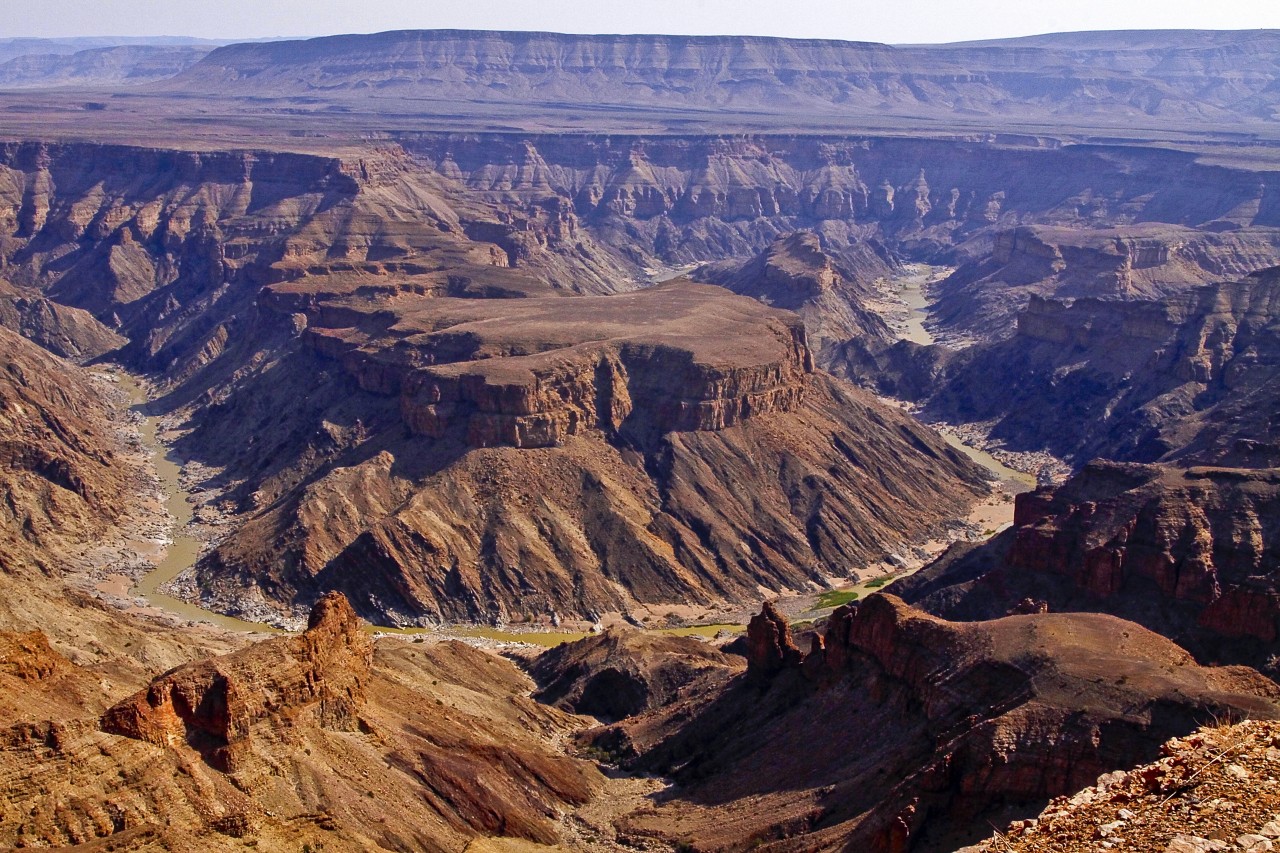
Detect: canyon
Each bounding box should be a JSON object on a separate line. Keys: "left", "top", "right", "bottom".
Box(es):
{"left": 2, "top": 24, "right": 1280, "bottom": 853}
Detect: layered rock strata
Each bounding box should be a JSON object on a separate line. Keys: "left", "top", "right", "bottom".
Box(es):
{"left": 162, "top": 30, "right": 1280, "bottom": 132}
{"left": 932, "top": 224, "right": 1280, "bottom": 342}
{"left": 916, "top": 267, "right": 1280, "bottom": 465}
{"left": 898, "top": 461, "right": 1280, "bottom": 670}
{"left": 141, "top": 233, "right": 992, "bottom": 626}
{"left": 299, "top": 280, "right": 813, "bottom": 450}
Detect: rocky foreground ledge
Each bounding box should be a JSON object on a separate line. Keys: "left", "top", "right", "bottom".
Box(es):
{"left": 967, "top": 718, "right": 1280, "bottom": 853}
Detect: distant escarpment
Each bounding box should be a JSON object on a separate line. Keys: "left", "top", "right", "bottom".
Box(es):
{"left": 908, "top": 267, "right": 1280, "bottom": 466}
{"left": 593, "top": 595, "right": 1280, "bottom": 852}
{"left": 0, "top": 44, "right": 213, "bottom": 89}
{"left": 932, "top": 224, "right": 1280, "bottom": 342}
{"left": 898, "top": 461, "right": 1280, "bottom": 672}
{"left": 184, "top": 280, "right": 987, "bottom": 626}
{"left": 163, "top": 29, "right": 1280, "bottom": 130}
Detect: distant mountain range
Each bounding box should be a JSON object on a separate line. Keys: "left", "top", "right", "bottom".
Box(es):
{"left": 0, "top": 36, "right": 278, "bottom": 87}
{"left": 1, "top": 29, "right": 1279, "bottom": 130}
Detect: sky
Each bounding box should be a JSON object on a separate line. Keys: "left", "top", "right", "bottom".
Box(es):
{"left": 3, "top": 0, "right": 1280, "bottom": 45}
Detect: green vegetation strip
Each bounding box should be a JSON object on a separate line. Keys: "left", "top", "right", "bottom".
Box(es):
{"left": 816, "top": 590, "right": 860, "bottom": 609}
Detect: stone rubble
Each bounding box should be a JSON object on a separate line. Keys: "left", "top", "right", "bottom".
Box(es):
{"left": 968, "top": 719, "right": 1280, "bottom": 853}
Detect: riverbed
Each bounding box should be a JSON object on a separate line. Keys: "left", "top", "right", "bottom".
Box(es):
{"left": 897, "top": 264, "right": 940, "bottom": 346}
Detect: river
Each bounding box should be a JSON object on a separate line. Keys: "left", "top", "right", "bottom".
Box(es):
{"left": 119, "top": 374, "right": 273, "bottom": 633}
{"left": 896, "top": 264, "right": 939, "bottom": 346}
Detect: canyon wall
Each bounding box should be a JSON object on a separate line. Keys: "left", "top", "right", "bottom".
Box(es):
{"left": 401, "top": 134, "right": 1280, "bottom": 267}
{"left": 190, "top": 280, "right": 987, "bottom": 625}
{"left": 932, "top": 224, "right": 1280, "bottom": 341}
{"left": 899, "top": 460, "right": 1280, "bottom": 671}
{"left": 917, "top": 268, "right": 1280, "bottom": 465}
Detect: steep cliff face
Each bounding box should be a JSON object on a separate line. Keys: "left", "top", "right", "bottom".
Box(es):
{"left": 402, "top": 134, "right": 1280, "bottom": 269}
{"left": 898, "top": 461, "right": 1280, "bottom": 671}
{"left": 917, "top": 268, "right": 1280, "bottom": 465}
{"left": 597, "top": 595, "right": 1280, "bottom": 852}
{"left": 931, "top": 224, "right": 1280, "bottom": 341}
{"left": 3, "top": 136, "right": 1279, "bottom": 388}
{"left": 300, "top": 281, "right": 814, "bottom": 451}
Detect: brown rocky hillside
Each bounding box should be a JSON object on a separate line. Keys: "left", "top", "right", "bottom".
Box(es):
{"left": 586, "top": 595, "right": 1280, "bottom": 852}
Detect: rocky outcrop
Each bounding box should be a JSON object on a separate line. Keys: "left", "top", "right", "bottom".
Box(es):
{"left": 746, "top": 600, "right": 802, "bottom": 679}
{"left": 0, "top": 630, "right": 66, "bottom": 681}
{"left": 693, "top": 231, "right": 896, "bottom": 376}
{"left": 4, "top": 611, "right": 605, "bottom": 851}
{"left": 603, "top": 595, "right": 1280, "bottom": 852}
{"left": 898, "top": 461, "right": 1280, "bottom": 670}
{"left": 102, "top": 592, "right": 372, "bottom": 770}
{"left": 969, "top": 719, "right": 1280, "bottom": 853}
{"left": 529, "top": 627, "right": 743, "bottom": 721}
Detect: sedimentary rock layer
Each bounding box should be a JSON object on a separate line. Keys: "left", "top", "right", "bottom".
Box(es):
{"left": 193, "top": 296, "right": 986, "bottom": 624}
{"left": 932, "top": 224, "right": 1280, "bottom": 342}
{"left": 898, "top": 460, "right": 1280, "bottom": 671}
{"left": 162, "top": 30, "right": 1280, "bottom": 131}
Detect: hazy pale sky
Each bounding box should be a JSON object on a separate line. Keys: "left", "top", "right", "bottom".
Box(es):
{"left": 4, "top": 0, "right": 1279, "bottom": 44}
